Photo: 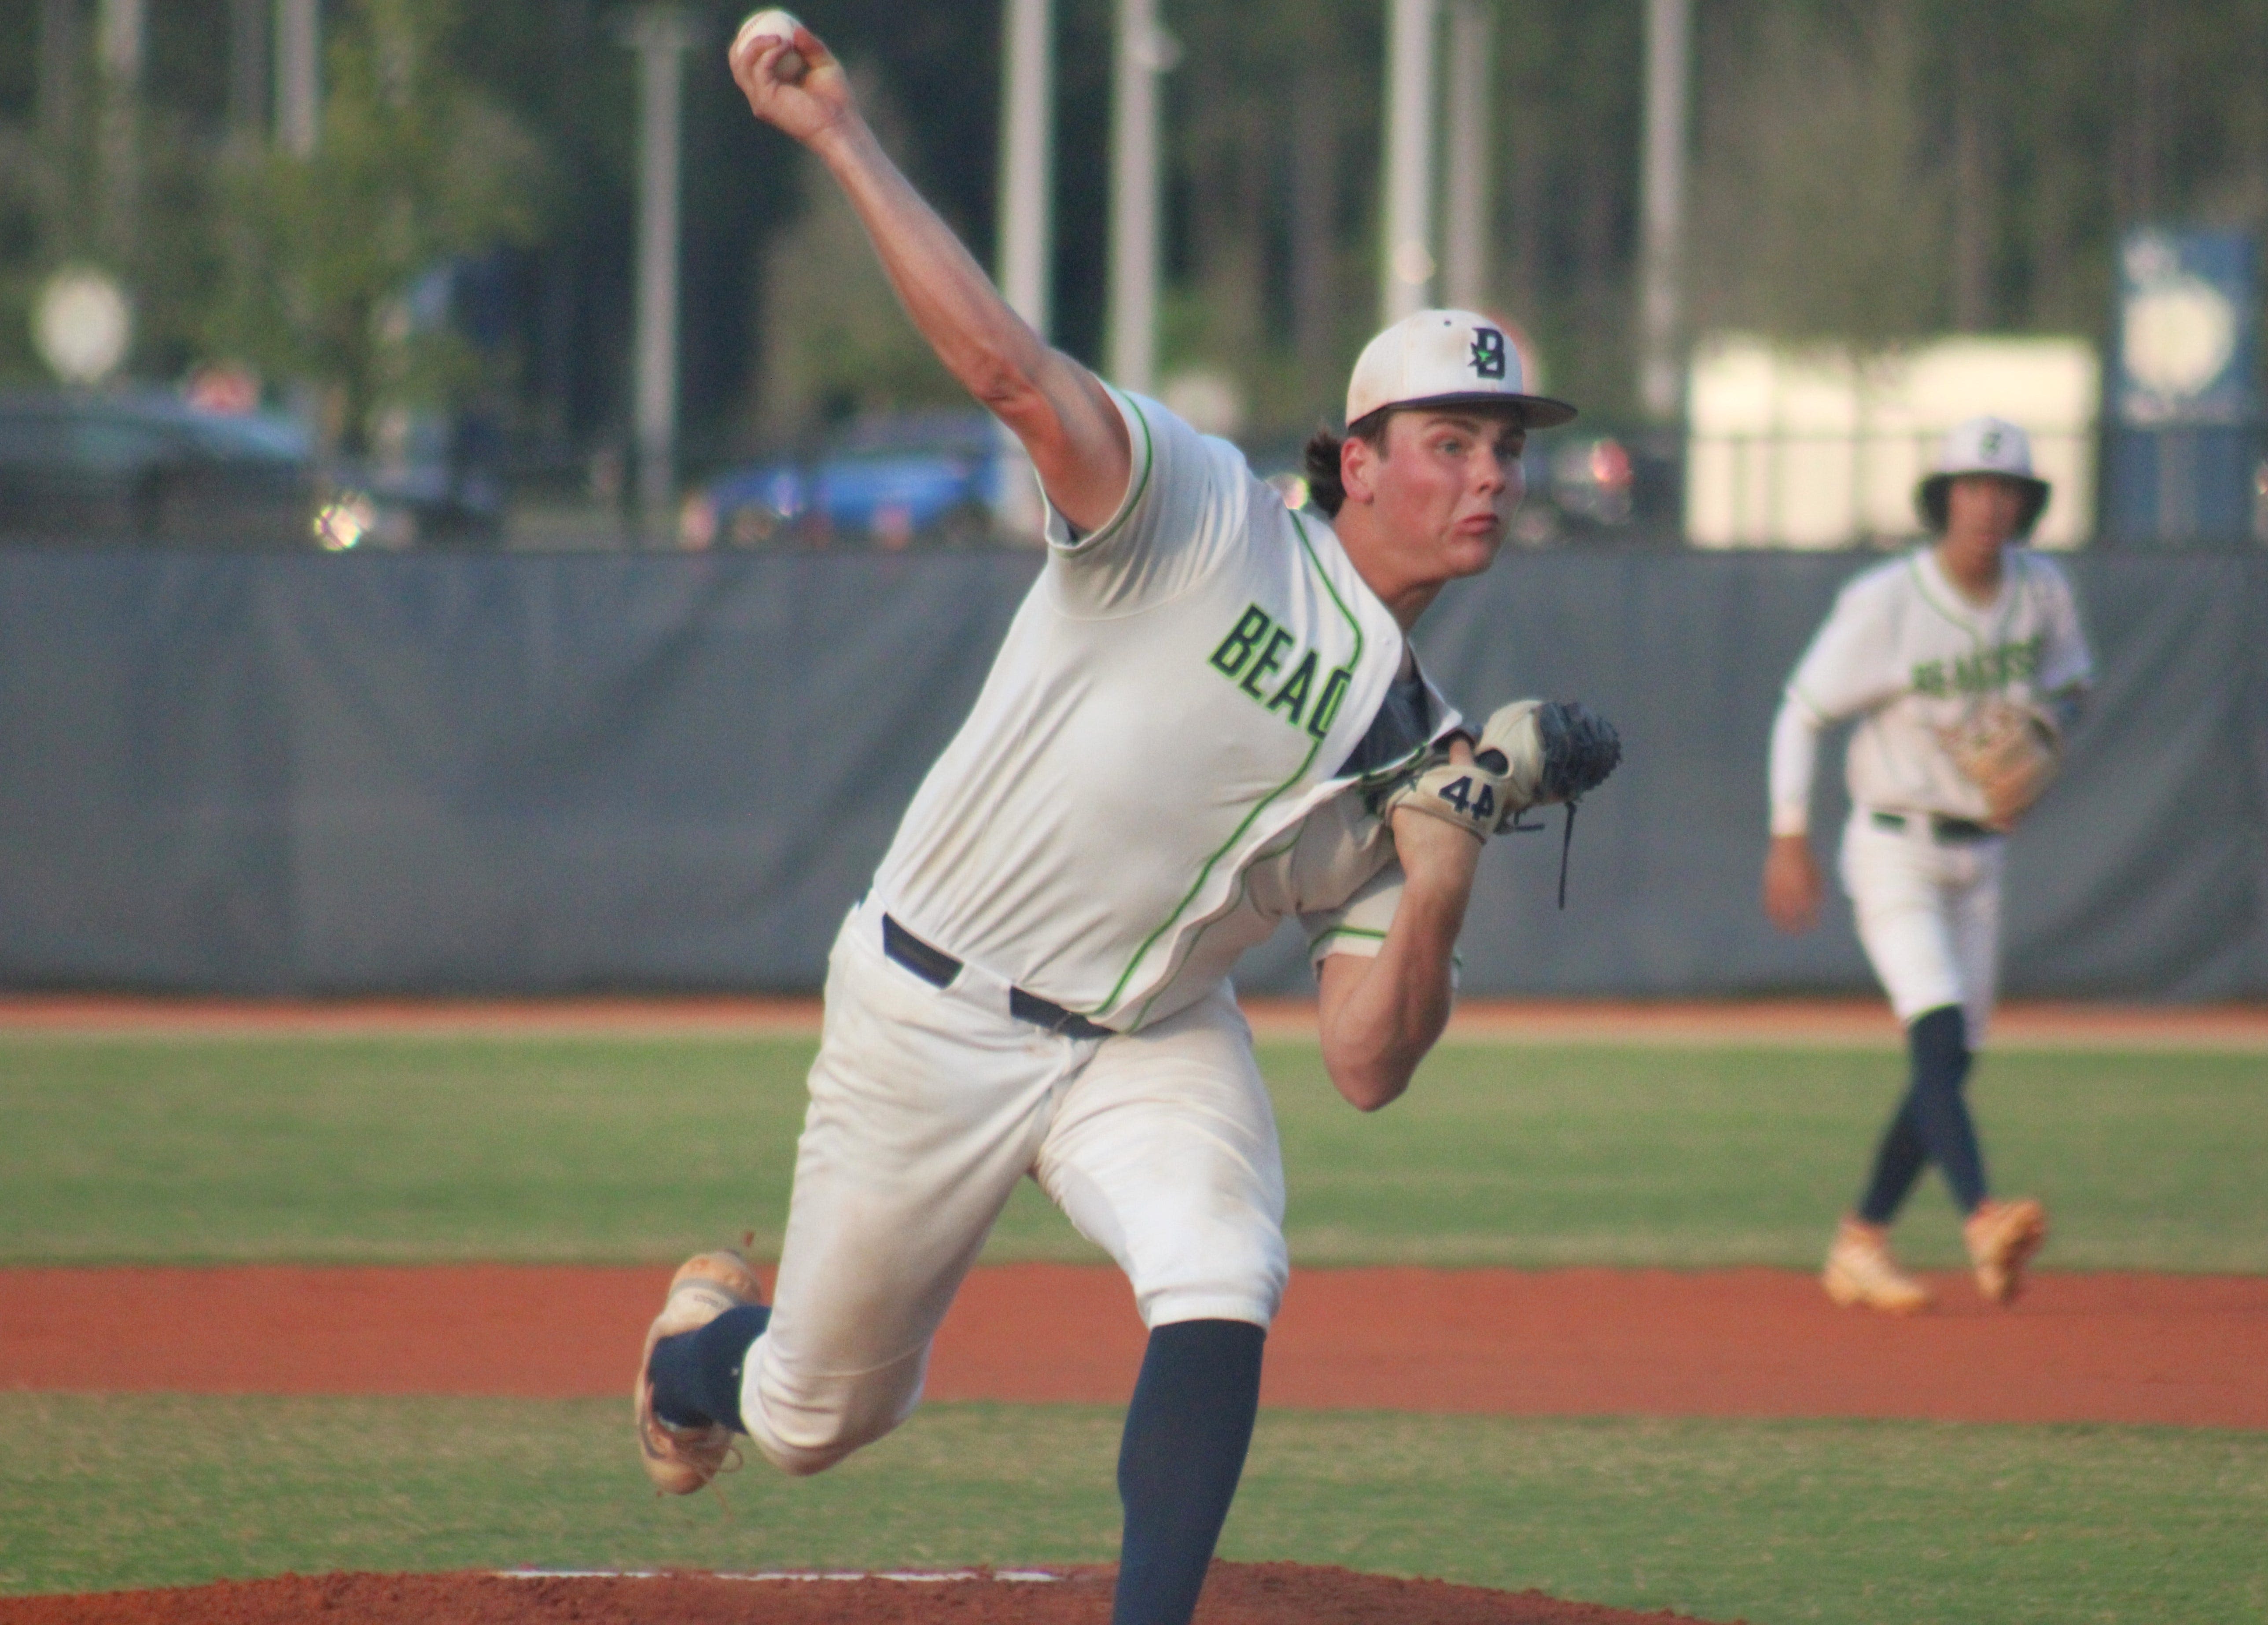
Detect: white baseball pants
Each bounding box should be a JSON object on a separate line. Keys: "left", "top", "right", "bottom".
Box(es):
{"left": 1838, "top": 810, "right": 2006, "bottom": 1045}
{"left": 737, "top": 895, "right": 1289, "bottom": 1476}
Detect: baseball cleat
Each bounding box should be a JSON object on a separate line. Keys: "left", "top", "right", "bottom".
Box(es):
{"left": 634, "top": 1248, "right": 766, "bottom": 1495}
{"left": 1821, "top": 1216, "right": 1933, "bottom": 1314}
{"left": 1964, "top": 1197, "right": 2047, "bottom": 1305}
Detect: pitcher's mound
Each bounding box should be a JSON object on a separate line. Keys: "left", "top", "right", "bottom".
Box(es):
{"left": 0, "top": 1563, "right": 1736, "bottom": 1624}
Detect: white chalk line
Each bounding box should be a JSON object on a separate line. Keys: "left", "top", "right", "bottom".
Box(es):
{"left": 497, "top": 1568, "right": 1064, "bottom": 1584}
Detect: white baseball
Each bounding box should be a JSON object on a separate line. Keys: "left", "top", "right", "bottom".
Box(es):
{"left": 735, "top": 9, "right": 808, "bottom": 83}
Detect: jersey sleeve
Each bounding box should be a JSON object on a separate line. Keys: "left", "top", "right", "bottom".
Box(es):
{"left": 1303, "top": 863, "right": 1404, "bottom": 968}
{"left": 2029, "top": 557, "right": 2094, "bottom": 694}
{"left": 1767, "top": 694, "right": 1824, "bottom": 836}
{"left": 1783, "top": 571, "right": 1902, "bottom": 725}
{"left": 1042, "top": 388, "right": 1250, "bottom": 615}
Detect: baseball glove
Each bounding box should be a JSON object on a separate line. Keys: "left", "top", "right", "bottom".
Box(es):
{"left": 1380, "top": 700, "right": 1622, "bottom": 841}
{"left": 1940, "top": 699, "right": 2062, "bottom": 830}
{"left": 1510, "top": 700, "right": 1623, "bottom": 829}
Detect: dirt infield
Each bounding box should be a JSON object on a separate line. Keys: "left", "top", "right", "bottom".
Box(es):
{"left": 0, "top": 1563, "right": 1731, "bottom": 1625}
{"left": 6, "top": 1261, "right": 2262, "bottom": 1429}
{"left": 2, "top": 992, "right": 2264, "bottom": 1049}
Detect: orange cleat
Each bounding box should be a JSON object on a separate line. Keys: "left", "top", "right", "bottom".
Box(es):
{"left": 1822, "top": 1216, "right": 1933, "bottom": 1314}
{"left": 634, "top": 1249, "right": 766, "bottom": 1495}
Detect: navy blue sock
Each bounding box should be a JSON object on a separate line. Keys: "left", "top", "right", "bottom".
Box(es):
{"left": 1112, "top": 1319, "right": 1265, "bottom": 1625}
{"left": 647, "top": 1304, "right": 768, "bottom": 1433}
{"left": 1859, "top": 1004, "right": 1987, "bottom": 1221}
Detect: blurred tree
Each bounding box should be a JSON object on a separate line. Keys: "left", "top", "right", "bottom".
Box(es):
{"left": 1148, "top": 0, "right": 1382, "bottom": 435}
{"left": 1492, "top": 0, "right": 1643, "bottom": 414}
{"left": 1944, "top": 0, "right": 2005, "bottom": 332}
{"left": 1688, "top": 3, "right": 1951, "bottom": 346}
{"left": 0, "top": 0, "right": 238, "bottom": 384}
{"left": 0, "top": 0, "right": 2260, "bottom": 460}
{"left": 1681, "top": 0, "right": 2268, "bottom": 365}
{"left": 204, "top": 0, "right": 545, "bottom": 452}
{"left": 751, "top": 72, "right": 963, "bottom": 440}
{"left": 0, "top": 0, "right": 87, "bottom": 378}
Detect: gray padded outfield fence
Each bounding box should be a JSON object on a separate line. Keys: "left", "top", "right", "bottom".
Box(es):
{"left": 0, "top": 547, "right": 2261, "bottom": 1000}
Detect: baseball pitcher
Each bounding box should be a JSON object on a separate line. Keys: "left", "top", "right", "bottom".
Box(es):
{"left": 630, "top": 18, "right": 1620, "bottom": 1625}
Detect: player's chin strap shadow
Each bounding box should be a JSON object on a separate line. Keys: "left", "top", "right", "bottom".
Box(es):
{"left": 1502, "top": 799, "right": 1583, "bottom": 909}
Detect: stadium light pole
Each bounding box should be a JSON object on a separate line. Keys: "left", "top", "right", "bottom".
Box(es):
{"left": 624, "top": 6, "right": 697, "bottom": 544}
{"left": 1441, "top": 0, "right": 1493, "bottom": 314}
{"left": 1637, "top": 0, "right": 1690, "bottom": 421}
{"left": 1380, "top": 0, "right": 1438, "bottom": 325}
{"left": 229, "top": 0, "right": 268, "bottom": 140}
{"left": 994, "top": 0, "right": 1054, "bottom": 541}
{"left": 275, "top": 0, "right": 320, "bottom": 157}
{"left": 998, "top": 0, "right": 1054, "bottom": 338}
{"left": 97, "top": 0, "right": 144, "bottom": 268}
{"left": 1107, "top": 0, "right": 1174, "bottom": 395}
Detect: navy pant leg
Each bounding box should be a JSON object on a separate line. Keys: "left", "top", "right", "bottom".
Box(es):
{"left": 1858, "top": 1004, "right": 1987, "bottom": 1222}
{"left": 1856, "top": 1097, "right": 1930, "bottom": 1224}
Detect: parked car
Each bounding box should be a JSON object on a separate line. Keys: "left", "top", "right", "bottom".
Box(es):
{"left": 0, "top": 389, "right": 321, "bottom": 547}
{"left": 333, "top": 406, "right": 508, "bottom": 549}
{"left": 683, "top": 410, "right": 1009, "bottom": 549}
{"left": 1511, "top": 427, "right": 1684, "bottom": 546}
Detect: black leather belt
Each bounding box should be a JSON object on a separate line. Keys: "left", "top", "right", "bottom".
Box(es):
{"left": 881, "top": 914, "right": 1116, "bottom": 1040}
{"left": 1870, "top": 810, "right": 1998, "bottom": 844}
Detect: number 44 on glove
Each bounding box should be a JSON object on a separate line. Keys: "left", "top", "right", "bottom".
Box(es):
{"left": 1381, "top": 700, "right": 1622, "bottom": 843}
{"left": 1379, "top": 700, "right": 1622, "bottom": 907}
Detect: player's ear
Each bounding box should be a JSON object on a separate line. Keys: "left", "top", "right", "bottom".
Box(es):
{"left": 1340, "top": 432, "right": 1380, "bottom": 506}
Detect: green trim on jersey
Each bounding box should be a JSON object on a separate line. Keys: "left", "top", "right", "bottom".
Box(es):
{"left": 1054, "top": 387, "right": 1157, "bottom": 556}
{"left": 1091, "top": 508, "right": 1369, "bottom": 1029}
{"left": 1784, "top": 680, "right": 1833, "bottom": 725}
{"left": 1907, "top": 552, "right": 1976, "bottom": 638}
{"left": 1350, "top": 737, "right": 1436, "bottom": 787}
{"left": 1907, "top": 549, "right": 2034, "bottom": 697}
{"left": 1909, "top": 548, "right": 2026, "bottom": 649}
{"left": 1310, "top": 924, "right": 1388, "bottom": 953}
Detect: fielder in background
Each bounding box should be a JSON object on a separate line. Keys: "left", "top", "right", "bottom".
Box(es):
{"left": 1764, "top": 416, "right": 2092, "bottom": 1315}
{"left": 631, "top": 17, "right": 1619, "bottom": 1625}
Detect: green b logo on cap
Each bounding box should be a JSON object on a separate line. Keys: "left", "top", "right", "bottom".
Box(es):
{"left": 1469, "top": 328, "right": 1507, "bottom": 380}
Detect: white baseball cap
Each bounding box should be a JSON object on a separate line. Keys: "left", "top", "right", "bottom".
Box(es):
{"left": 1345, "top": 309, "right": 1576, "bottom": 430}
{"left": 1916, "top": 415, "right": 2051, "bottom": 534}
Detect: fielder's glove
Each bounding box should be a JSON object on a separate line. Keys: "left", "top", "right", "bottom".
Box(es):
{"left": 1380, "top": 700, "right": 1622, "bottom": 842}
{"left": 1939, "top": 699, "right": 2061, "bottom": 831}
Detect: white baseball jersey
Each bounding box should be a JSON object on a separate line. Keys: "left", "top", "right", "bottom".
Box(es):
{"left": 1769, "top": 547, "right": 2091, "bottom": 833}
{"left": 873, "top": 389, "right": 1460, "bottom": 1032}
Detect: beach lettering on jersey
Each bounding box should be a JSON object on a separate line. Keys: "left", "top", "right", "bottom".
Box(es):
{"left": 1209, "top": 603, "right": 1354, "bottom": 741}
{"left": 1911, "top": 634, "right": 2045, "bottom": 699}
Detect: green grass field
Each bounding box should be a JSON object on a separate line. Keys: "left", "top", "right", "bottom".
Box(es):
{"left": 3, "top": 1031, "right": 2264, "bottom": 1622}
{"left": 5, "top": 1398, "right": 2263, "bottom": 1625}
{"left": 2, "top": 1034, "right": 2263, "bottom": 1270}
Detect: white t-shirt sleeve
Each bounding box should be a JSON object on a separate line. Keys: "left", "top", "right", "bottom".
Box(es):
{"left": 1783, "top": 575, "right": 1902, "bottom": 726}
{"left": 1042, "top": 388, "right": 1250, "bottom": 615}
{"left": 1303, "top": 864, "right": 1404, "bottom": 967}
